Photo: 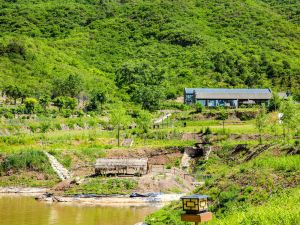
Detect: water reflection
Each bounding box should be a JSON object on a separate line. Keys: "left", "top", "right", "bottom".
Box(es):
{"left": 0, "top": 195, "right": 158, "bottom": 225}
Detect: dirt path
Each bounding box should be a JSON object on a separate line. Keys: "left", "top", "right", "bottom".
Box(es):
{"left": 154, "top": 113, "right": 172, "bottom": 124}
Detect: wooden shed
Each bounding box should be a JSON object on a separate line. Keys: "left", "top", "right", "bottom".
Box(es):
{"left": 95, "top": 158, "right": 148, "bottom": 176}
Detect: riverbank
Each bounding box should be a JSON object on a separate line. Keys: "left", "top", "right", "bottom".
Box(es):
{"left": 0, "top": 187, "right": 48, "bottom": 194}
{"left": 37, "top": 193, "right": 184, "bottom": 207}
{"left": 0, "top": 186, "right": 183, "bottom": 207}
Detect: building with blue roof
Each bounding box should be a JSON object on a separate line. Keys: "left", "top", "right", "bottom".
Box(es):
{"left": 184, "top": 88, "right": 272, "bottom": 108}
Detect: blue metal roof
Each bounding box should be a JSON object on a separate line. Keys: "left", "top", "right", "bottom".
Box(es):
{"left": 184, "top": 88, "right": 271, "bottom": 95}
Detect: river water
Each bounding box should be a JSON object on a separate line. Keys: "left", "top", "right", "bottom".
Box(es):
{"left": 0, "top": 195, "right": 158, "bottom": 225}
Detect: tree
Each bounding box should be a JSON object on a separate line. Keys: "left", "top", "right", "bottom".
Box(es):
{"left": 52, "top": 74, "right": 83, "bottom": 98}
{"left": 115, "top": 60, "right": 165, "bottom": 90}
{"left": 53, "top": 96, "right": 77, "bottom": 111}
{"left": 66, "top": 74, "right": 83, "bottom": 98}
{"left": 280, "top": 97, "right": 298, "bottom": 143}
{"left": 88, "top": 90, "right": 107, "bottom": 112}
{"left": 53, "top": 97, "right": 65, "bottom": 111}
{"left": 18, "top": 85, "right": 30, "bottom": 104}
{"left": 110, "top": 105, "right": 131, "bottom": 147}
{"left": 268, "top": 93, "right": 282, "bottom": 112}
{"left": 3, "top": 85, "right": 22, "bottom": 104}
{"left": 136, "top": 110, "right": 152, "bottom": 135}
{"left": 132, "top": 85, "right": 165, "bottom": 111}
{"left": 219, "top": 108, "right": 229, "bottom": 133}
{"left": 64, "top": 97, "right": 77, "bottom": 110}
{"left": 24, "top": 98, "right": 37, "bottom": 114}
{"left": 39, "top": 95, "right": 51, "bottom": 110}
{"left": 255, "top": 106, "right": 267, "bottom": 144}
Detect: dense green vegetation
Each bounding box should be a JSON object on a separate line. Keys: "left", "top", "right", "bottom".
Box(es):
{"left": 0, "top": 150, "right": 59, "bottom": 187}
{"left": 260, "top": 0, "right": 300, "bottom": 24}
{"left": 0, "top": 150, "right": 52, "bottom": 173}
{"left": 0, "top": 0, "right": 300, "bottom": 112}
{"left": 146, "top": 187, "right": 300, "bottom": 225}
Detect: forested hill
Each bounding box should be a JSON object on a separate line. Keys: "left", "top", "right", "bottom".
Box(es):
{"left": 0, "top": 0, "right": 300, "bottom": 107}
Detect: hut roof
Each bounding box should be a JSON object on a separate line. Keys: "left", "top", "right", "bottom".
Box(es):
{"left": 188, "top": 88, "right": 272, "bottom": 100}
{"left": 185, "top": 88, "right": 271, "bottom": 95}
{"left": 95, "top": 158, "right": 148, "bottom": 168}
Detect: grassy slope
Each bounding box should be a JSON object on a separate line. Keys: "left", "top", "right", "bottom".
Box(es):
{"left": 145, "top": 144, "right": 300, "bottom": 224}
{"left": 0, "top": 0, "right": 299, "bottom": 99}
{"left": 0, "top": 150, "right": 59, "bottom": 187}
{"left": 146, "top": 187, "right": 300, "bottom": 225}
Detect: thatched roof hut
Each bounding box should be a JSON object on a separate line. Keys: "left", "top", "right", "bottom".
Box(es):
{"left": 95, "top": 158, "right": 148, "bottom": 176}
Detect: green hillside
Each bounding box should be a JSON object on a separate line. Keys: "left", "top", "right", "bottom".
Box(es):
{"left": 0, "top": 0, "right": 300, "bottom": 102}
{"left": 145, "top": 144, "right": 300, "bottom": 225}
{"left": 260, "top": 0, "right": 300, "bottom": 24}
{"left": 0, "top": 0, "right": 300, "bottom": 107}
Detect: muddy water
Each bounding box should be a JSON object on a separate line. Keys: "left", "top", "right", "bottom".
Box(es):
{"left": 0, "top": 195, "right": 158, "bottom": 225}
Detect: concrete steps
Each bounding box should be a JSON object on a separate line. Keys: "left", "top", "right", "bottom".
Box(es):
{"left": 181, "top": 150, "right": 192, "bottom": 170}
{"left": 205, "top": 146, "right": 212, "bottom": 160}
{"left": 44, "top": 152, "right": 72, "bottom": 181}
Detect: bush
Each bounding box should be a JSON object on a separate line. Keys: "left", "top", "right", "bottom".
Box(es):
{"left": 28, "top": 123, "right": 39, "bottom": 133}
{"left": 40, "top": 121, "right": 52, "bottom": 133}
{"left": 75, "top": 109, "right": 84, "bottom": 117}
{"left": 235, "top": 109, "right": 258, "bottom": 121}
{"left": 66, "top": 119, "right": 76, "bottom": 129}
{"left": 54, "top": 123, "right": 62, "bottom": 130}
{"left": 195, "top": 102, "right": 204, "bottom": 113}
{"left": 0, "top": 150, "right": 53, "bottom": 174}
{"left": 61, "top": 109, "right": 72, "bottom": 118}
{"left": 66, "top": 178, "right": 137, "bottom": 195}
{"left": 204, "top": 127, "right": 212, "bottom": 135}
{"left": 24, "top": 98, "right": 38, "bottom": 114}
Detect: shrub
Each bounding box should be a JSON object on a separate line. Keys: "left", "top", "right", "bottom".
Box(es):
{"left": 40, "top": 121, "right": 52, "bottom": 133}
{"left": 66, "top": 178, "right": 137, "bottom": 195}
{"left": 28, "top": 123, "right": 39, "bottom": 133}
{"left": 204, "top": 127, "right": 212, "bottom": 135}
{"left": 87, "top": 118, "right": 98, "bottom": 128}
{"left": 75, "top": 109, "right": 84, "bottom": 117}
{"left": 61, "top": 109, "right": 72, "bottom": 118}
{"left": 54, "top": 123, "right": 62, "bottom": 130}
{"left": 24, "top": 98, "right": 38, "bottom": 114}
{"left": 67, "top": 120, "right": 76, "bottom": 129}
{"left": 195, "top": 102, "right": 204, "bottom": 113}
{"left": 235, "top": 109, "right": 258, "bottom": 121}
{"left": 76, "top": 119, "right": 85, "bottom": 128}
{"left": 4, "top": 112, "right": 14, "bottom": 119}
{"left": 0, "top": 150, "right": 53, "bottom": 174}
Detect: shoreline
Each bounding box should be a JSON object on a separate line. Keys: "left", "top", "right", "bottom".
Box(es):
{"left": 38, "top": 193, "right": 183, "bottom": 207}
{"left": 0, "top": 186, "right": 183, "bottom": 207}
{"left": 0, "top": 187, "right": 49, "bottom": 194}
